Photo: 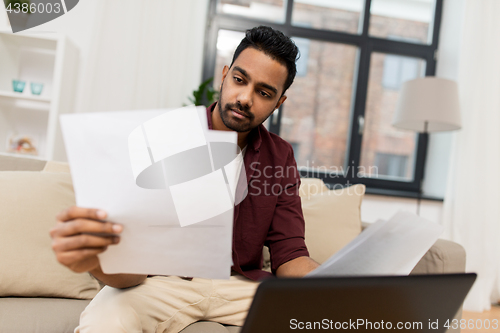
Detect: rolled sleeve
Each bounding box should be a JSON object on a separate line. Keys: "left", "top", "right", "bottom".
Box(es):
{"left": 265, "top": 150, "right": 309, "bottom": 273}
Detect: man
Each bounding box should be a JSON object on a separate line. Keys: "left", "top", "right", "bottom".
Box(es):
{"left": 50, "top": 26, "right": 319, "bottom": 332}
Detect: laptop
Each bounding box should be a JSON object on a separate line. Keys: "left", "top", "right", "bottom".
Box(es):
{"left": 241, "top": 273, "right": 476, "bottom": 333}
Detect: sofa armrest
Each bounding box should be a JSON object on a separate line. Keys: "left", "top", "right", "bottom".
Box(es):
{"left": 410, "top": 239, "right": 466, "bottom": 275}
{"left": 410, "top": 239, "right": 466, "bottom": 333}
{"left": 360, "top": 223, "right": 466, "bottom": 275}
{"left": 0, "top": 297, "right": 91, "bottom": 333}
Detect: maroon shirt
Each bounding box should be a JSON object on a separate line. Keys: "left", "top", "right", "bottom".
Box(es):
{"left": 207, "top": 104, "right": 309, "bottom": 281}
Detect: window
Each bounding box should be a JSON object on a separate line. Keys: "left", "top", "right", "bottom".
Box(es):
{"left": 382, "top": 54, "right": 422, "bottom": 90}
{"left": 359, "top": 52, "right": 425, "bottom": 182}
{"left": 203, "top": 0, "right": 443, "bottom": 196}
{"left": 217, "top": 0, "right": 286, "bottom": 23}
{"left": 374, "top": 153, "right": 410, "bottom": 179}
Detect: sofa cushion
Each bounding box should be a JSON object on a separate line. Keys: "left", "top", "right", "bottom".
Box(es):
{"left": 0, "top": 297, "right": 91, "bottom": 333}
{"left": 43, "top": 160, "right": 71, "bottom": 173}
{"left": 0, "top": 170, "right": 100, "bottom": 299}
{"left": 299, "top": 179, "right": 365, "bottom": 264}
{"left": 180, "top": 321, "right": 241, "bottom": 333}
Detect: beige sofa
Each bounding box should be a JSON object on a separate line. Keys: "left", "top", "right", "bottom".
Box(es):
{"left": 0, "top": 154, "right": 466, "bottom": 333}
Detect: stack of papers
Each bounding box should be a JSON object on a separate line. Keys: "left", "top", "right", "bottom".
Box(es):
{"left": 307, "top": 211, "right": 444, "bottom": 277}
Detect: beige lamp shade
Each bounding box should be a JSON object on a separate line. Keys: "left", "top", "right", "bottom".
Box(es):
{"left": 392, "top": 77, "right": 462, "bottom": 132}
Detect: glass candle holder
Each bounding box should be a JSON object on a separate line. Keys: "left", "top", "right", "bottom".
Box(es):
{"left": 12, "top": 80, "right": 26, "bottom": 93}
{"left": 30, "top": 82, "right": 44, "bottom": 95}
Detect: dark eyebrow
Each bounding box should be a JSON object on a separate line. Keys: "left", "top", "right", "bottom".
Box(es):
{"left": 233, "top": 66, "right": 279, "bottom": 96}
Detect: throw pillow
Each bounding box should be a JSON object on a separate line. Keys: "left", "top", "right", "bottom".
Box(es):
{"left": 0, "top": 171, "right": 100, "bottom": 299}
{"left": 43, "top": 160, "right": 71, "bottom": 173}
{"left": 300, "top": 180, "right": 365, "bottom": 264}
{"left": 299, "top": 177, "right": 329, "bottom": 197}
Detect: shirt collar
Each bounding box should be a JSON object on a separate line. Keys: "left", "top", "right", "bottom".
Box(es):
{"left": 206, "top": 102, "right": 262, "bottom": 152}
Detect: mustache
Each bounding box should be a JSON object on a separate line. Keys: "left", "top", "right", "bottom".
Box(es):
{"left": 224, "top": 103, "right": 253, "bottom": 120}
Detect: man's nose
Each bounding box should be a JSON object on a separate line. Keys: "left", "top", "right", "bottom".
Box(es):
{"left": 237, "top": 87, "right": 253, "bottom": 109}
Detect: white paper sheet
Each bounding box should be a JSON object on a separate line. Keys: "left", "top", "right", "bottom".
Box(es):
{"left": 60, "top": 106, "right": 242, "bottom": 279}
{"left": 170, "top": 169, "right": 233, "bottom": 227}
{"left": 307, "top": 211, "right": 444, "bottom": 277}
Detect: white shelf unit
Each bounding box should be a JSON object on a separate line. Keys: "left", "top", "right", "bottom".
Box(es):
{"left": 0, "top": 31, "right": 78, "bottom": 161}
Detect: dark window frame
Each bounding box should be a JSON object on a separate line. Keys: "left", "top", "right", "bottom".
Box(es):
{"left": 202, "top": 0, "right": 444, "bottom": 197}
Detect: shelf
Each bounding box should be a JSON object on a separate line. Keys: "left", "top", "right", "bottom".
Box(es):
{"left": 0, "top": 151, "right": 44, "bottom": 160}
{"left": 0, "top": 90, "right": 51, "bottom": 103}
{"left": 0, "top": 31, "right": 58, "bottom": 51}
{"left": 0, "top": 32, "right": 77, "bottom": 161}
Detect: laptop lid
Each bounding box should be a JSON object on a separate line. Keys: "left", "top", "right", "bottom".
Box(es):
{"left": 241, "top": 273, "right": 476, "bottom": 333}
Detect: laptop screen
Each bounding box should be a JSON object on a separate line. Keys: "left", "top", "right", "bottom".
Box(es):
{"left": 242, "top": 273, "right": 476, "bottom": 333}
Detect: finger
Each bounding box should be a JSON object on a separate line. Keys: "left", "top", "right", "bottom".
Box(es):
{"left": 51, "top": 218, "right": 123, "bottom": 238}
{"left": 57, "top": 206, "right": 107, "bottom": 222}
{"left": 56, "top": 248, "right": 106, "bottom": 272}
{"left": 52, "top": 234, "right": 120, "bottom": 252}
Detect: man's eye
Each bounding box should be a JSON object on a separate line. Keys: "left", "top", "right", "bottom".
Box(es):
{"left": 260, "top": 91, "right": 270, "bottom": 98}
{"left": 234, "top": 77, "right": 243, "bottom": 83}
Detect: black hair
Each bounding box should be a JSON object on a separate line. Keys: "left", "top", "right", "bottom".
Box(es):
{"left": 230, "top": 26, "right": 299, "bottom": 95}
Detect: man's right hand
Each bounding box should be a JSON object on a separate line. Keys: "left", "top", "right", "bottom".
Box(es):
{"left": 50, "top": 206, "right": 122, "bottom": 273}
{"left": 50, "top": 206, "right": 147, "bottom": 288}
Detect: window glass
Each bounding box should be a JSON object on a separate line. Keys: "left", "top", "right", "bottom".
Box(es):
{"left": 292, "top": 0, "right": 364, "bottom": 34}
{"left": 280, "top": 38, "right": 358, "bottom": 174}
{"left": 217, "top": 0, "right": 286, "bottom": 23}
{"left": 359, "top": 52, "right": 426, "bottom": 181}
{"left": 374, "top": 152, "right": 409, "bottom": 178}
{"left": 369, "top": 0, "right": 436, "bottom": 44}
{"left": 213, "top": 30, "right": 245, "bottom": 90}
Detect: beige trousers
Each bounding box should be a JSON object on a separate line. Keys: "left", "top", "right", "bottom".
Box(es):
{"left": 76, "top": 275, "right": 259, "bottom": 333}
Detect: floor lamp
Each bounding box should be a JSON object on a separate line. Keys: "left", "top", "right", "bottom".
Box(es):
{"left": 392, "top": 77, "right": 462, "bottom": 215}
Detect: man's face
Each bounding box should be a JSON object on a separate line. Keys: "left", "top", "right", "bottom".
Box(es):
{"left": 218, "top": 47, "right": 288, "bottom": 133}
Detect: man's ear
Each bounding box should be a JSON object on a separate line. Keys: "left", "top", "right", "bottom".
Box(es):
{"left": 220, "top": 65, "right": 230, "bottom": 89}
{"left": 275, "top": 95, "right": 287, "bottom": 110}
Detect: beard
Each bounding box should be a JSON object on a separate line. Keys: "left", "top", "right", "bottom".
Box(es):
{"left": 217, "top": 83, "right": 256, "bottom": 133}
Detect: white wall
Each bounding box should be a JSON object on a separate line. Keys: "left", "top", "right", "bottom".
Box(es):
{"left": 0, "top": 7, "right": 7, "bottom": 29}
{"left": 361, "top": 194, "right": 443, "bottom": 223}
